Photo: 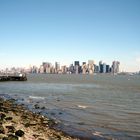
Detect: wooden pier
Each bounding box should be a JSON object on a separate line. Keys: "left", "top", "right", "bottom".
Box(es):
{"left": 0, "top": 73, "right": 27, "bottom": 81}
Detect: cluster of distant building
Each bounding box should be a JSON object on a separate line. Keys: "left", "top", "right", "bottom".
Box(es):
{"left": 30, "top": 60, "right": 120, "bottom": 74}
{"left": 1, "top": 60, "right": 140, "bottom": 75}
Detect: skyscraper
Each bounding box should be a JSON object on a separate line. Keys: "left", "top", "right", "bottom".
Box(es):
{"left": 88, "top": 60, "right": 94, "bottom": 74}
{"left": 74, "top": 61, "right": 79, "bottom": 67}
{"left": 55, "top": 62, "right": 60, "bottom": 73}
{"left": 112, "top": 61, "right": 120, "bottom": 74}
{"left": 103, "top": 63, "right": 106, "bottom": 73}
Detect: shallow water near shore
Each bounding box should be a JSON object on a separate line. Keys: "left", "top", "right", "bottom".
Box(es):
{"left": 0, "top": 74, "right": 140, "bottom": 139}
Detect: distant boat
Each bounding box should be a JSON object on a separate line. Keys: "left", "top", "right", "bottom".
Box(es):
{"left": 0, "top": 73, "right": 27, "bottom": 81}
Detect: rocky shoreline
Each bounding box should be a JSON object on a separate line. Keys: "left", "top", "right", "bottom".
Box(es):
{"left": 0, "top": 97, "right": 79, "bottom": 140}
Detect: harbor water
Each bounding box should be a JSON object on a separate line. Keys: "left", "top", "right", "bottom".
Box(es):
{"left": 0, "top": 74, "right": 140, "bottom": 140}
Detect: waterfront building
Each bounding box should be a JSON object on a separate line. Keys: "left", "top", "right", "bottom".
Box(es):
{"left": 75, "top": 65, "right": 79, "bottom": 74}
{"left": 74, "top": 61, "right": 80, "bottom": 74}
{"left": 74, "top": 61, "right": 80, "bottom": 67}
{"left": 32, "top": 66, "right": 38, "bottom": 73}
{"left": 82, "top": 63, "right": 87, "bottom": 74}
{"left": 69, "top": 64, "right": 74, "bottom": 74}
{"left": 88, "top": 60, "right": 94, "bottom": 74}
{"left": 99, "top": 61, "right": 103, "bottom": 73}
{"left": 43, "top": 62, "right": 52, "bottom": 73}
{"left": 103, "top": 63, "right": 106, "bottom": 73}
{"left": 112, "top": 61, "right": 120, "bottom": 73}
{"left": 55, "top": 62, "right": 60, "bottom": 73}
{"left": 61, "top": 65, "right": 67, "bottom": 74}
{"left": 94, "top": 64, "right": 99, "bottom": 73}
{"left": 106, "top": 65, "right": 110, "bottom": 73}
{"left": 39, "top": 65, "right": 44, "bottom": 73}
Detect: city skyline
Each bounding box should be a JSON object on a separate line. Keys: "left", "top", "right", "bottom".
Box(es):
{"left": 0, "top": 0, "right": 140, "bottom": 72}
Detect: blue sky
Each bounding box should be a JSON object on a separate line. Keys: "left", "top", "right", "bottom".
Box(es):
{"left": 0, "top": 0, "right": 140, "bottom": 72}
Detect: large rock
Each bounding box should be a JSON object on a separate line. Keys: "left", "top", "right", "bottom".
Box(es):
{"left": 15, "top": 130, "right": 25, "bottom": 137}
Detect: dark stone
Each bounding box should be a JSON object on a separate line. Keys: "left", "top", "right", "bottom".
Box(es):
{"left": 41, "top": 106, "right": 45, "bottom": 109}
{"left": 15, "top": 130, "right": 24, "bottom": 137}
{"left": 0, "top": 125, "right": 5, "bottom": 134}
{"left": 0, "top": 113, "right": 6, "bottom": 120}
{"left": 24, "top": 123, "right": 30, "bottom": 127}
{"left": 6, "top": 125, "right": 15, "bottom": 133}
{"left": 8, "top": 134, "right": 18, "bottom": 140}
{"left": 0, "top": 102, "right": 3, "bottom": 106}
{"left": 34, "top": 104, "right": 40, "bottom": 109}
{"left": 5, "top": 117, "right": 13, "bottom": 121}
{"left": 59, "top": 112, "right": 62, "bottom": 115}
{"left": 33, "top": 134, "right": 40, "bottom": 138}
{"left": 2, "top": 137, "right": 8, "bottom": 140}
{"left": 48, "top": 119, "right": 56, "bottom": 126}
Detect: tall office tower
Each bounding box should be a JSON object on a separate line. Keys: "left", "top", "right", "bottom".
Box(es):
{"left": 75, "top": 65, "right": 79, "bottom": 74}
{"left": 106, "top": 65, "right": 110, "bottom": 73}
{"left": 61, "top": 65, "right": 67, "bottom": 74}
{"left": 43, "top": 62, "right": 51, "bottom": 73}
{"left": 74, "top": 61, "right": 80, "bottom": 66}
{"left": 103, "top": 63, "right": 106, "bottom": 73}
{"left": 94, "top": 64, "right": 99, "bottom": 73}
{"left": 82, "top": 62, "right": 86, "bottom": 74}
{"left": 55, "top": 62, "right": 60, "bottom": 73}
{"left": 88, "top": 60, "right": 94, "bottom": 74}
{"left": 69, "top": 64, "right": 74, "bottom": 74}
{"left": 39, "top": 65, "right": 44, "bottom": 73}
{"left": 112, "top": 61, "right": 120, "bottom": 74}
{"left": 99, "top": 61, "right": 103, "bottom": 73}
{"left": 74, "top": 61, "right": 80, "bottom": 74}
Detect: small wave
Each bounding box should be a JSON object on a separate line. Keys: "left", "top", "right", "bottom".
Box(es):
{"left": 29, "top": 96, "right": 45, "bottom": 100}
{"left": 77, "top": 105, "right": 88, "bottom": 109}
{"left": 92, "top": 131, "right": 103, "bottom": 138}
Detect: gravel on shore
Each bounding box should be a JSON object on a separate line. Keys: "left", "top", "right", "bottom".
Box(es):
{"left": 0, "top": 97, "right": 79, "bottom": 140}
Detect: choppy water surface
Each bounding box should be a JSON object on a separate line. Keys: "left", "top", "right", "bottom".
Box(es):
{"left": 0, "top": 74, "right": 140, "bottom": 140}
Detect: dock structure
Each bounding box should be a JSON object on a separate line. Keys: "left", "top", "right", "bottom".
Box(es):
{"left": 0, "top": 73, "right": 27, "bottom": 81}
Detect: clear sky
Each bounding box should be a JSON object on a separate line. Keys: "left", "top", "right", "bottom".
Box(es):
{"left": 0, "top": 0, "right": 140, "bottom": 72}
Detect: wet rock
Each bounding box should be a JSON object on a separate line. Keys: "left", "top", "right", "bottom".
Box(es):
{"left": 0, "top": 113, "right": 6, "bottom": 120}
{"left": 5, "top": 117, "right": 13, "bottom": 121}
{"left": 34, "top": 104, "right": 40, "bottom": 109}
{"left": 0, "top": 125, "right": 5, "bottom": 134}
{"left": 48, "top": 119, "right": 56, "bottom": 127}
{"left": 8, "top": 134, "right": 18, "bottom": 140}
{"left": 0, "top": 102, "right": 3, "bottom": 106}
{"left": 59, "top": 112, "right": 63, "bottom": 115}
{"left": 6, "top": 126, "right": 15, "bottom": 133}
{"left": 24, "top": 123, "right": 30, "bottom": 128}
{"left": 33, "top": 134, "right": 40, "bottom": 138}
{"left": 15, "top": 130, "right": 24, "bottom": 137}
{"left": 41, "top": 106, "right": 45, "bottom": 109}
{"left": 2, "top": 137, "right": 8, "bottom": 140}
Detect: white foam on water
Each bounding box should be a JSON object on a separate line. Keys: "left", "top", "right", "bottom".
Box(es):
{"left": 29, "top": 96, "right": 45, "bottom": 100}
{"left": 77, "top": 105, "right": 88, "bottom": 109}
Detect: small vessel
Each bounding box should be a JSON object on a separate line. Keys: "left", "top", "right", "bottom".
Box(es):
{"left": 0, "top": 73, "right": 27, "bottom": 81}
